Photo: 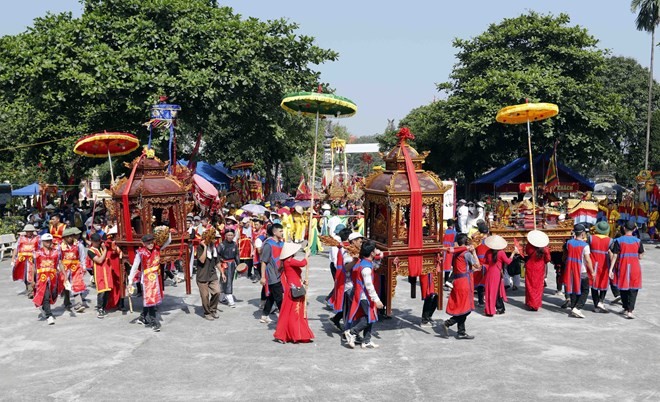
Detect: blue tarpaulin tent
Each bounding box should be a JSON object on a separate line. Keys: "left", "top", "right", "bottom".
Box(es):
{"left": 11, "top": 182, "right": 40, "bottom": 196}
{"left": 471, "top": 153, "right": 594, "bottom": 193}
{"left": 178, "top": 160, "right": 232, "bottom": 190}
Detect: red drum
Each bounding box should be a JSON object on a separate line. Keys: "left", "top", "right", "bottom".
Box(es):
{"left": 192, "top": 174, "right": 218, "bottom": 213}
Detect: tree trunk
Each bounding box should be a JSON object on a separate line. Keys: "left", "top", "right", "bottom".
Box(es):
{"left": 646, "top": 28, "right": 655, "bottom": 171}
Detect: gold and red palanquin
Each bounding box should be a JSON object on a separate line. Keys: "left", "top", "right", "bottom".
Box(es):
{"left": 110, "top": 154, "right": 193, "bottom": 295}
{"left": 363, "top": 130, "right": 449, "bottom": 316}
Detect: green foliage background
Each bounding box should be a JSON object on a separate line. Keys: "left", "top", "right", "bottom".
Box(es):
{"left": 0, "top": 0, "right": 337, "bottom": 190}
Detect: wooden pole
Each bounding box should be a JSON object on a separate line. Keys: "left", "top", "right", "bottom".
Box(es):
{"left": 303, "top": 108, "right": 320, "bottom": 319}
{"left": 527, "top": 117, "right": 537, "bottom": 230}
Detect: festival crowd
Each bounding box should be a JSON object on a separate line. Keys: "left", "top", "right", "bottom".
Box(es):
{"left": 8, "top": 193, "right": 644, "bottom": 345}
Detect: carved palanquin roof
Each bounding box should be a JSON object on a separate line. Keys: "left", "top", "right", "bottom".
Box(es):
{"left": 364, "top": 139, "right": 449, "bottom": 196}
{"left": 111, "top": 155, "right": 187, "bottom": 198}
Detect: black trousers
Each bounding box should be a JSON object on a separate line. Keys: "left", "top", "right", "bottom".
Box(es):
{"left": 555, "top": 265, "right": 565, "bottom": 291}
{"left": 445, "top": 312, "right": 470, "bottom": 335}
{"left": 569, "top": 276, "right": 590, "bottom": 310}
{"left": 591, "top": 288, "right": 607, "bottom": 306}
{"left": 332, "top": 290, "right": 353, "bottom": 324}
{"left": 63, "top": 290, "right": 83, "bottom": 308}
{"left": 349, "top": 300, "right": 373, "bottom": 343}
{"left": 42, "top": 283, "right": 53, "bottom": 318}
{"left": 421, "top": 294, "right": 438, "bottom": 321}
{"left": 97, "top": 291, "right": 109, "bottom": 311}
{"left": 476, "top": 287, "right": 485, "bottom": 305}
{"left": 263, "top": 282, "right": 284, "bottom": 316}
{"left": 610, "top": 281, "right": 621, "bottom": 298}
{"left": 144, "top": 306, "right": 157, "bottom": 325}
{"left": 621, "top": 289, "right": 639, "bottom": 311}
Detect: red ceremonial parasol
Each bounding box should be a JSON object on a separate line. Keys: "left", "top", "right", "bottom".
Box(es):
{"left": 73, "top": 132, "right": 140, "bottom": 184}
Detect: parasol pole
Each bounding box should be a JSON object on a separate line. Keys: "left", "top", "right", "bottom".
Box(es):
{"left": 527, "top": 116, "right": 537, "bottom": 230}
{"left": 107, "top": 147, "right": 115, "bottom": 185}
{"left": 304, "top": 107, "right": 320, "bottom": 320}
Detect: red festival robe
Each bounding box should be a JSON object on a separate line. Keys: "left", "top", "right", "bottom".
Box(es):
{"left": 12, "top": 235, "right": 39, "bottom": 282}
{"left": 252, "top": 228, "right": 267, "bottom": 265}
{"left": 33, "top": 247, "right": 62, "bottom": 307}
{"left": 446, "top": 250, "right": 475, "bottom": 316}
{"left": 329, "top": 243, "right": 350, "bottom": 312}
{"left": 49, "top": 223, "right": 66, "bottom": 245}
{"left": 589, "top": 235, "right": 612, "bottom": 291}
{"left": 137, "top": 246, "right": 164, "bottom": 307}
{"left": 238, "top": 233, "right": 253, "bottom": 261}
{"left": 473, "top": 237, "right": 489, "bottom": 288}
{"left": 106, "top": 247, "right": 123, "bottom": 310}
{"left": 274, "top": 257, "right": 315, "bottom": 343}
{"left": 484, "top": 250, "right": 511, "bottom": 316}
{"left": 89, "top": 247, "right": 112, "bottom": 293}
{"left": 442, "top": 228, "right": 457, "bottom": 273}
{"left": 524, "top": 243, "right": 550, "bottom": 310}
{"left": 614, "top": 236, "right": 643, "bottom": 290}
{"left": 564, "top": 239, "right": 588, "bottom": 295}
{"left": 60, "top": 241, "right": 87, "bottom": 296}
{"left": 348, "top": 259, "right": 379, "bottom": 324}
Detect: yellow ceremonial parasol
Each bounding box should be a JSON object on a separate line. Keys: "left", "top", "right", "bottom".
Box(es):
{"left": 496, "top": 101, "right": 559, "bottom": 229}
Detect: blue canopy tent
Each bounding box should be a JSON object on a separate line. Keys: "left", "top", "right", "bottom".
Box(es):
{"left": 11, "top": 182, "right": 41, "bottom": 197}
{"left": 178, "top": 160, "right": 232, "bottom": 190}
{"left": 471, "top": 153, "right": 594, "bottom": 194}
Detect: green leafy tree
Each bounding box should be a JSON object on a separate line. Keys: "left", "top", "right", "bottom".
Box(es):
{"left": 398, "top": 12, "right": 625, "bottom": 190}
{"left": 631, "top": 0, "right": 660, "bottom": 170}
{"left": 598, "top": 56, "right": 660, "bottom": 185}
{"left": 0, "top": 0, "right": 337, "bottom": 188}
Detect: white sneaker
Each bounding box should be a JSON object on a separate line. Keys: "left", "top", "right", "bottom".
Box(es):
{"left": 444, "top": 281, "right": 454, "bottom": 290}
{"left": 571, "top": 308, "right": 585, "bottom": 318}
{"left": 259, "top": 315, "right": 272, "bottom": 324}
{"left": 627, "top": 311, "right": 635, "bottom": 319}
{"left": 597, "top": 302, "right": 608, "bottom": 313}
{"left": 229, "top": 303, "right": 236, "bottom": 308}
{"left": 361, "top": 341, "right": 379, "bottom": 349}
{"left": 343, "top": 330, "right": 356, "bottom": 348}
{"left": 47, "top": 316, "right": 55, "bottom": 325}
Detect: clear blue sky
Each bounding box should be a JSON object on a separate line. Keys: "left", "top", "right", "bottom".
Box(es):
{"left": 1, "top": 1, "right": 655, "bottom": 136}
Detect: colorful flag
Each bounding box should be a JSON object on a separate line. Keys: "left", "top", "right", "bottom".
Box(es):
{"left": 544, "top": 142, "right": 559, "bottom": 193}
{"left": 187, "top": 130, "right": 203, "bottom": 173}
{"left": 296, "top": 174, "right": 310, "bottom": 199}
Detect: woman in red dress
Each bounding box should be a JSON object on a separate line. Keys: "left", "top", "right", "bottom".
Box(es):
{"left": 484, "top": 235, "right": 517, "bottom": 316}
{"left": 524, "top": 230, "right": 550, "bottom": 311}
{"left": 274, "top": 243, "right": 315, "bottom": 343}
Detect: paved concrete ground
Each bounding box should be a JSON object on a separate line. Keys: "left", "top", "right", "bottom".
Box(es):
{"left": 1, "top": 246, "right": 659, "bottom": 401}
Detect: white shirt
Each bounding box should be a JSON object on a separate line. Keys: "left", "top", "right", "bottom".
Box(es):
{"left": 580, "top": 245, "right": 591, "bottom": 275}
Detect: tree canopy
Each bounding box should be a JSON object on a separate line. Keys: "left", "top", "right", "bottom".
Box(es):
{"left": 0, "top": 0, "right": 337, "bottom": 186}
{"left": 393, "top": 12, "right": 638, "bottom": 189}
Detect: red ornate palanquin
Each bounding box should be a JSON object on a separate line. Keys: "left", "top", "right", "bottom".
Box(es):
{"left": 363, "top": 137, "right": 450, "bottom": 316}
{"left": 110, "top": 155, "right": 194, "bottom": 294}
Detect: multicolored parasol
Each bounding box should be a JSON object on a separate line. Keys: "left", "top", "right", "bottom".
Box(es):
{"left": 73, "top": 132, "right": 140, "bottom": 183}
{"left": 496, "top": 101, "right": 559, "bottom": 229}
{"left": 281, "top": 87, "right": 357, "bottom": 319}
